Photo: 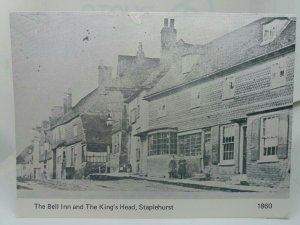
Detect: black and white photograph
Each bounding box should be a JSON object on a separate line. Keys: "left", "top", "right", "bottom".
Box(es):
{"left": 10, "top": 12, "right": 296, "bottom": 216}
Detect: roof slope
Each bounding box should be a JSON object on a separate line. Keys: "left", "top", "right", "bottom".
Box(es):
{"left": 50, "top": 88, "right": 110, "bottom": 128}
{"left": 117, "top": 54, "right": 160, "bottom": 88}
{"left": 16, "top": 145, "right": 33, "bottom": 164}
{"left": 124, "top": 63, "right": 171, "bottom": 103}
{"left": 146, "top": 17, "right": 296, "bottom": 98}
{"left": 81, "top": 114, "right": 112, "bottom": 152}
{"left": 81, "top": 114, "right": 111, "bottom": 144}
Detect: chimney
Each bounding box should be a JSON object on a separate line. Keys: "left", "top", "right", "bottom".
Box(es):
{"left": 160, "top": 18, "right": 177, "bottom": 66}
{"left": 63, "top": 95, "right": 68, "bottom": 114}
{"left": 67, "top": 88, "right": 72, "bottom": 112}
{"left": 63, "top": 89, "right": 72, "bottom": 114}
{"left": 98, "top": 62, "right": 112, "bottom": 91}
{"left": 170, "top": 19, "right": 175, "bottom": 28}
{"left": 164, "top": 18, "right": 168, "bottom": 27}
{"left": 136, "top": 42, "right": 145, "bottom": 60}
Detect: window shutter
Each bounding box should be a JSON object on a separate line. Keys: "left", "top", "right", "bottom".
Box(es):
{"left": 234, "top": 123, "right": 240, "bottom": 163}
{"left": 211, "top": 126, "right": 220, "bottom": 165}
{"left": 250, "top": 118, "right": 260, "bottom": 161}
{"left": 277, "top": 111, "right": 289, "bottom": 159}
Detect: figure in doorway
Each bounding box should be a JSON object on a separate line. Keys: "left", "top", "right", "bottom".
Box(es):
{"left": 178, "top": 154, "right": 187, "bottom": 179}
{"left": 168, "top": 155, "right": 177, "bottom": 179}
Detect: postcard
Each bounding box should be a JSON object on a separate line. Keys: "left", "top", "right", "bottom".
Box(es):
{"left": 11, "top": 12, "right": 296, "bottom": 218}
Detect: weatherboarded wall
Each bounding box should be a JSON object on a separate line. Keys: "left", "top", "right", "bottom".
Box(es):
{"left": 146, "top": 50, "right": 294, "bottom": 183}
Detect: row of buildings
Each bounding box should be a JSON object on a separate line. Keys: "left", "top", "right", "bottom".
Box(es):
{"left": 17, "top": 16, "right": 295, "bottom": 187}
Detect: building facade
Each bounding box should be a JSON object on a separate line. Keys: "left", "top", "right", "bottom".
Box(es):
{"left": 36, "top": 120, "right": 53, "bottom": 180}
{"left": 50, "top": 64, "right": 126, "bottom": 179}
{"left": 110, "top": 42, "right": 160, "bottom": 173}
{"left": 140, "top": 17, "right": 295, "bottom": 186}
{"left": 16, "top": 145, "right": 34, "bottom": 179}
{"left": 126, "top": 89, "right": 150, "bottom": 174}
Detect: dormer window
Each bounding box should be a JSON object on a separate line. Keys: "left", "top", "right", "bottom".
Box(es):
{"left": 261, "top": 18, "right": 290, "bottom": 45}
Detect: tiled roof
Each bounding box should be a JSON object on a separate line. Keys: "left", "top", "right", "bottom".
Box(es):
{"left": 81, "top": 114, "right": 111, "bottom": 150}
{"left": 124, "top": 64, "right": 170, "bottom": 103}
{"left": 175, "top": 38, "right": 203, "bottom": 54}
{"left": 50, "top": 88, "right": 108, "bottom": 128}
{"left": 16, "top": 145, "right": 33, "bottom": 164}
{"left": 117, "top": 54, "right": 160, "bottom": 88}
{"left": 145, "top": 17, "right": 296, "bottom": 98}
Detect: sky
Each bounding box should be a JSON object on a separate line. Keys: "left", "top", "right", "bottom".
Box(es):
{"left": 10, "top": 12, "right": 263, "bottom": 153}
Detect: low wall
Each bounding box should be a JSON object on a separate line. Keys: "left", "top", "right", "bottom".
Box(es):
{"left": 147, "top": 155, "right": 203, "bottom": 178}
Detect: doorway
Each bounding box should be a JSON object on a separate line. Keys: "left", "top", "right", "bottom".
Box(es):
{"left": 239, "top": 125, "right": 247, "bottom": 174}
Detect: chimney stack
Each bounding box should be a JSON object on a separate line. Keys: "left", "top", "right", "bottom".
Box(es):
{"left": 67, "top": 88, "right": 72, "bottom": 112}
{"left": 160, "top": 18, "right": 177, "bottom": 66}
{"left": 170, "top": 19, "right": 175, "bottom": 28}
{"left": 136, "top": 42, "right": 145, "bottom": 60}
{"left": 63, "top": 89, "right": 72, "bottom": 114}
{"left": 63, "top": 95, "right": 68, "bottom": 114}
{"left": 164, "top": 18, "right": 168, "bottom": 27}
{"left": 98, "top": 62, "right": 112, "bottom": 92}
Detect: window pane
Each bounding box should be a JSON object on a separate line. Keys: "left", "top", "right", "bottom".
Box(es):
{"left": 222, "top": 125, "right": 234, "bottom": 161}
{"left": 179, "top": 132, "right": 202, "bottom": 156}
{"left": 262, "top": 116, "right": 279, "bottom": 156}
{"left": 148, "top": 132, "right": 177, "bottom": 156}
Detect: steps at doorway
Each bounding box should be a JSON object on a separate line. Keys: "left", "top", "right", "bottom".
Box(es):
{"left": 190, "top": 173, "right": 210, "bottom": 181}
{"left": 230, "top": 174, "right": 249, "bottom": 185}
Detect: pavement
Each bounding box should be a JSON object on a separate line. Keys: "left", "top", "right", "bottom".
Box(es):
{"left": 87, "top": 173, "right": 280, "bottom": 193}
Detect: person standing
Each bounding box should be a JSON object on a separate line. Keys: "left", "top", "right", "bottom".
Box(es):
{"left": 178, "top": 154, "right": 187, "bottom": 179}
{"left": 168, "top": 155, "right": 177, "bottom": 179}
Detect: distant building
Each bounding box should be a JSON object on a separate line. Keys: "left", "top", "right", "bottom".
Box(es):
{"left": 140, "top": 17, "right": 295, "bottom": 186}
{"left": 16, "top": 145, "right": 34, "bottom": 179}
{"left": 110, "top": 42, "right": 160, "bottom": 173}
{"left": 36, "top": 120, "right": 52, "bottom": 180}
{"left": 125, "top": 66, "right": 168, "bottom": 175}
{"left": 50, "top": 63, "right": 127, "bottom": 179}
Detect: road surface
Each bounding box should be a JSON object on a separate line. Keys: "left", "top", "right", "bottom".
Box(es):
{"left": 17, "top": 178, "right": 288, "bottom": 199}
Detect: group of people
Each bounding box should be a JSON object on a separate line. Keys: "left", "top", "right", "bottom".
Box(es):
{"left": 168, "top": 155, "right": 186, "bottom": 179}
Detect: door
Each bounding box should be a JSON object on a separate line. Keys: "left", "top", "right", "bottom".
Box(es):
{"left": 239, "top": 125, "right": 247, "bottom": 174}
{"left": 242, "top": 126, "right": 247, "bottom": 174}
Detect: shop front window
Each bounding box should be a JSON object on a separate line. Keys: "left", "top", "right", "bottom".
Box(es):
{"left": 178, "top": 132, "right": 203, "bottom": 156}
{"left": 148, "top": 131, "right": 177, "bottom": 156}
